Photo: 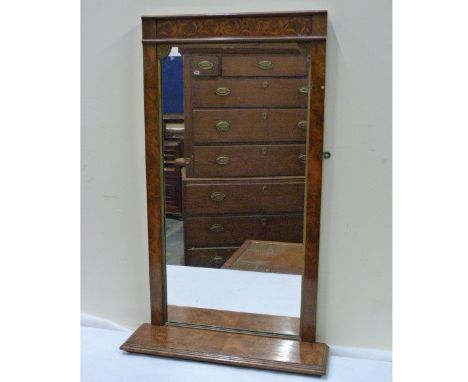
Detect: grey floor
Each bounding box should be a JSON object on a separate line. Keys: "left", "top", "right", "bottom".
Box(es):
{"left": 165, "top": 217, "right": 184, "bottom": 265}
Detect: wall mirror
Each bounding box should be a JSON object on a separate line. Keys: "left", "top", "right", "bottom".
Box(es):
{"left": 121, "top": 11, "right": 329, "bottom": 376}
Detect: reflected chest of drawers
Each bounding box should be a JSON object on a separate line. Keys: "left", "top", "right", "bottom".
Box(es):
{"left": 180, "top": 44, "right": 309, "bottom": 268}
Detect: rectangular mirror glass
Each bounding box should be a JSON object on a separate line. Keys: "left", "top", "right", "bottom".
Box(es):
{"left": 162, "top": 43, "right": 310, "bottom": 337}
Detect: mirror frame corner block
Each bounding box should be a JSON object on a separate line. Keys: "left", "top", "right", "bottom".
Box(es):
{"left": 121, "top": 10, "right": 329, "bottom": 376}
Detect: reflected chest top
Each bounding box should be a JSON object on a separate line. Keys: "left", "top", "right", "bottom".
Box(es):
{"left": 222, "top": 240, "right": 305, "bottom": 275}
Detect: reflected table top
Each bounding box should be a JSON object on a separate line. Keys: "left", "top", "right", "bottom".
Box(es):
{"left": 222, "top": 240, "right": 304, "bottom": 275}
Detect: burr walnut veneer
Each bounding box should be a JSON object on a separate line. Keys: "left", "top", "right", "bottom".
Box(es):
{"left": 121, "top": 11, "right": 329, "bottom": 376}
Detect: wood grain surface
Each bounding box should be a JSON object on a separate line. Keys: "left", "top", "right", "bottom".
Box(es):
{"left": 167, "top": 305, "right": 300, "bottom": 337}
{"left": 222, "top": 54, "right": 307, "bottom": 77}
{"left": 222, "top": 240, "right": 304, "bottom": 275}
{"left": 185, "top": 213, "right": 304, "bottom": 247}
{"left": 128, "top": 12, "right": 329, "bottom": 375}
{"left": 192, "top": 78, "right": 309, "bottom": 108}
{"left": 183, "top": 177, "right": 305, "bottom": 215}
{"left": 191, "top": 144, "right": 307, "bottom": 178}
{"left": 143, "top": 44, "right": 166, "bottom": 325}
{"left": 300, "top": 40, "right": 327, "bottom": 342}
{"left": 192, "top": 109, "right": 307, "bottom": 144}
{"left": 121, "top": 324, "right": 328, "bottom": 375}
{"left": 184, "top": 247, "right": 238, "bottom": 268}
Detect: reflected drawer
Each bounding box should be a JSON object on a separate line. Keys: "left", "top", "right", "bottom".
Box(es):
{"left": 222, "top": 54, "right": 307, "bottom": 77}
{"left": 183, "top": 178, "right": 305, "bottom": 215}
{"left": 190, "top": 144, "right": 306, "bottom": 178}
{"left": 192, "top": 109, "right": 307, "bottom": 144}
{"left": 190, "top": 55, "right": 219, "bottom": 77}
{"left": 192, "top": 78, "right": 309, "bottom": 108}
{"left": 185, "top": 247, "right": 238, "bottom": 268}
{"left": 185, "top": 214, "right": 304, "bottom": 247}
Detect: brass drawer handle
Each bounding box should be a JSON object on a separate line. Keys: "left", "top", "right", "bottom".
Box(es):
{"left": 257, "top": 60, "right": 273, "bottom": 70}
{"left": 215, "top": 120, "right": 230, "bottom": 132}
{"left": 299, "top": 154, "right": 307, "bottom": 163}
{"left": 215, "top": 87, "right": 231, "bottom": 96}
{"left": 198, "top": 60, "right": 214, "bottom": 70}
{"left": 215, "top": 155, "right": 230, "bottom": 165}
{"left": 210, "top": 255, "right": 225, "bottom": 265}
{"left": 297, "top": 120, "right": 307, "bottom": 130}
{"left": 299, "top": 87, "right": 309, "bottom": 95}
{"left": 210, "top": 192, "right": 225, "bottom": 202}
{"left": 209, "top": 224, "right": 224, "bottom": 233}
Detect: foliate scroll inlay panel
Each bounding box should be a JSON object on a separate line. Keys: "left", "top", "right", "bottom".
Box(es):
{"left": 156, "top": 17, "right": 312, "bottom": 39}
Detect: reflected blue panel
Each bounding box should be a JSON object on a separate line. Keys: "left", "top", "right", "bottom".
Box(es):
{"left": 162, "top": 55, "right": 183, "bottom": 114}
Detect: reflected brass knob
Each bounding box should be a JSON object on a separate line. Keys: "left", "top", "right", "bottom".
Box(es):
{"left": 215, "top": 155, "right": 230, "bottom": 165}
{"left": 198, "top": 60, "right": 214, "bottom": 70}
{"left": 215, "top": 120, "right": 230, "bottom": 132}
{"left": 215, "top": 87, "right": 230, "bottom": 96}
{"left": 209, "top": 224, "right": 224, "bottom": 233}
{"left": 299, "top": 154, "right": 307, "bottom": 163}
{"left": 299, "top": 87, "right": 309, "bottom": 95}
{"left": 257, "top": 60, "right": 273, "bottom": 70}
{"left": 210, "top": 256, "right": 225, "bottom": 265}
{"left": 210, "top": 192, "right": 225, "bottom": 202}
{"left": 297, "top": 120, "right": 307, "bottom": 130}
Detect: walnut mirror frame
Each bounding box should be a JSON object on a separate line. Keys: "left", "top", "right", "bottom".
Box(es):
{"left": 121, "top": 11, "right": 329, "bottom": 376}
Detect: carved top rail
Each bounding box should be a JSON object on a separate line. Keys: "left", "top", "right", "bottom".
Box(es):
{"left": 142, "top": 11, "right": 327, "bottom": 43}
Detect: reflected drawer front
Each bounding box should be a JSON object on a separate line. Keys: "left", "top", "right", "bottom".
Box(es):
{"left": 222, "top": 54, "right": 307, "bottom": 77}
{"left": 192, "top": 78, "right": 309, "bottom": 108}
{"left": 192, "top": 109, "right": 307, "bottom": 144}
{"left": 185, "top": 247, "right": 238, "bottom": 268}
{"left": 185, "top": 214, "right": 304, "bottom": 247}
{"left": 190, "top": 55, "right": 219, "bottom": 77}
{"left": 184, "top": 180, "right": 305, "bottom": 215}
{"left": 191, "top": 144, "right": 306, "bottom": 178}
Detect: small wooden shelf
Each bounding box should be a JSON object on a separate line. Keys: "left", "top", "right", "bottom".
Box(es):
{"left": 121, "top": 324, "right": 328, "bottom": 376}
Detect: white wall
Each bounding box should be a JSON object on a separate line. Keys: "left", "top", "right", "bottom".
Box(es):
{"left": 81, "top": 0, "right": 392, "bottom": 350}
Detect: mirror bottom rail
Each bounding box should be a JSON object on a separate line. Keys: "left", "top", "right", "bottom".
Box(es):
{"left": 121, "top": 324, "right": 328, "bottom": 376}
{"left": 167, "top": 305, "right": 300, "bottom": 338}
